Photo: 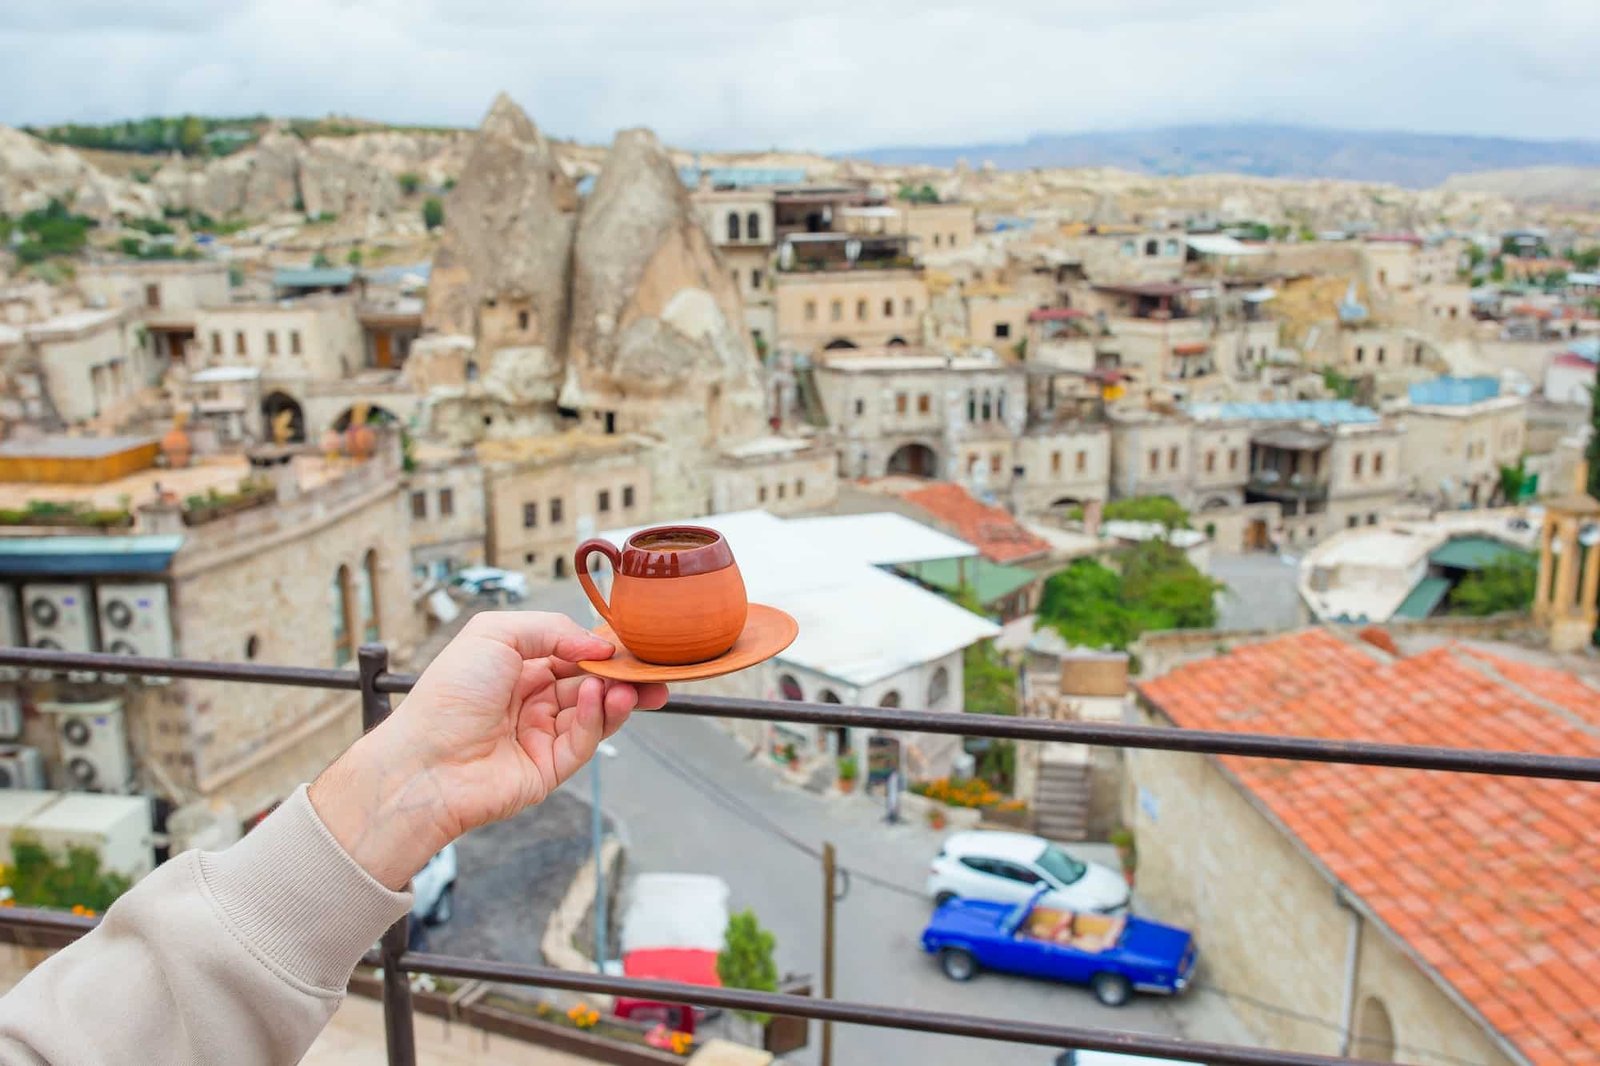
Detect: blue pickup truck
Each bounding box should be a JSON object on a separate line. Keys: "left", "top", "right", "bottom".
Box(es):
{"left": 920, "top": 890, "right": 1196, "bottom": 1006}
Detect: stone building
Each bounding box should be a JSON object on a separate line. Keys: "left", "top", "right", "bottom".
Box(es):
{"left": 709, "top": 437, "right": 839, "bottom": 516}
{"left": 406, "top": 442, "right": 488, "bottom": 582}
{"left": 77, "top": 260, "right": 230, "bottom": 365}
{"left": 773, "top": 268, "right": 929, "bottom": 352}
{"left": 0, "top": 307, "right": 150, "bottom": 430}
{"left": 0, "top": 433, "right": 419, "bottom": 835}
{"left": 1133, "top": 626, "right": 1599, "bottom": 1066}
{"left": 1393, "top": 377, "right": 1527, "bottom": 508}
{"left": 894, "top": 201, "right": 976, "bottom": 256}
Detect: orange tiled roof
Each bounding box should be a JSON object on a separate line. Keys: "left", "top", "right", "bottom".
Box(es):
{"left": 1137, "top": 629, "right": 1600, "bottom": 1065}
{"left": 898, "top": 482, "right": 1050, "bottom": 564}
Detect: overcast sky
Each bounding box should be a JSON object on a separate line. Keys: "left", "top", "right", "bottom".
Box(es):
{"left": 3, "top": 1, "right": 1598, "bottom": 151}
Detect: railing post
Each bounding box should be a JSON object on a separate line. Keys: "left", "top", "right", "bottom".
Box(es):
{"left": 359, "top": 643, "right": 417, "bottom": 1066}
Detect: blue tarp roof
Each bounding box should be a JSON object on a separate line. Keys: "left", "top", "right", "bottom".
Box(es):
{"left": 0, "top": 535, "right": 183, "bottom": 576}
{"left": 1409, "top": 376, "right": 1500, "bottom": 406}
{"left": 1185, "top": 400, "right": 1381, "bottom": 426}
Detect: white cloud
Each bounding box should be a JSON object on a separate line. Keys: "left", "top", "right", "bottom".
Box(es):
{"left": 2, "top": 0, "right": 1597, "bottom": 148}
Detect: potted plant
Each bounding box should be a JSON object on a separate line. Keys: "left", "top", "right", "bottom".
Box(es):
{"left": 837, "top": 754, "right": 858, "bottom": 793}
{"left": 1109, "top": 826, "right": 1137, "bottom": 885}
{"left": 927, "top": 806, "right": 948, "bottom": 831}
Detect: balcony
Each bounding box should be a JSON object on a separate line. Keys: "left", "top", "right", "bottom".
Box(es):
{"left": 0, "top": 642, "right": 1588, "bottom": 1066}
{"left": 1246, "top": 472, "right": 1329, "bottom": 502}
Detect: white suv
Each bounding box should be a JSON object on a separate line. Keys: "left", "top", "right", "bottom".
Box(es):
{"left": 412, "top": 844, "right": 459, "bottom": 926}
{"left": 927, "top": 831, "right": 1129, "bottom": 914}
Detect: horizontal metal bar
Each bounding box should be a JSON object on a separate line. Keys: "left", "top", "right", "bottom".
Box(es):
{"left": 0, "top": 906, "right": 97, "bottom": 937}
{"left": 4, "top": 646, "right": 1596, "bottom": 782}
{"left": 660, "top": 694, "right": 1600, "bottom": 782}
{"left": 398, "top": 950, "right": 1384, "bottom": 1066}
{"left": 0, "top": 647, "right": 359, "bottom": 690}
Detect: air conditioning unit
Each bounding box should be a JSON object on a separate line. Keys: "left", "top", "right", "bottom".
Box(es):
{"left": 20, "top": 791, "right": 154, "bottom": 880}
{"left": 0, "top": 694, "right": 20, "bottom": 740}
{"left": 0, "top": 587, "right": 23, "bottom": 682}
{"left": 0, "top": 746, "right": 45, "bottom": 791}
{"left": 96, "top": 583, "right": 174, "bottom": 683}
{"left": 21, "top": 584, "right": 98, "bottom": 680}
{"left": 40, "top": 699, "right": 131, "bottom": 794}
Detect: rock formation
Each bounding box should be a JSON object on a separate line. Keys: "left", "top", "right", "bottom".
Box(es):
{"left": 423, "top": 94, "right": 578, "bottom": 421}
{"left": 565, "top": 128, "right": 763, "bottom": 510}
{"left": 0, "top": 126, "right": 158, "bottom": 220}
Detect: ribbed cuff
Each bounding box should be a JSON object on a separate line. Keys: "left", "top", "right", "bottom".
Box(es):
{"left": 199, "top": 784, "right": 413, "bottom": 992}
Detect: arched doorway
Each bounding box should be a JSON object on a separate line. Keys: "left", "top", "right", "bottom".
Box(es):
{"left": 926, "top": 667, "right": 950, "bottom": 709}
{"left": 823, "top": 337, "right": 859, "bottom": 350}
{"left": 817, "top": 690, "right": 849, "bottom": 753}
{"left": 778, "top": 674, "right": 804, "bottom": 701}
{"left": 1199, "top": 495, "right": 1233, "bottom": 512}
{"left": 886, "top": 443, "right": 938, "bottom": 478}
{"left": 1355, "top": 996, "right": 1396, "bottom": 1061}
{"left": 878, "top": 691, "right": 902, "bottom": 708}
{"left": 332, "top": 404, "right": 399, "bottom": 432}
{"left": 261, "top": 392, "right": 305, "bottom": 443}
{"left": 886, "top": 336, "right": 908, "bottom": 347}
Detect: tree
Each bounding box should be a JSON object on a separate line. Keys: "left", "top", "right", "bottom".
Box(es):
{"left": 1448, "top": 553, "right": 1536, "bottom": 616}
{"left": 1497, "top": 458, "right": 1531, "bottom": 505}
{"left": 177, "top": 115, "right": 205, "bottom": 156}
{"left": 1037, "top": 558, "right": 1141, "bottom": 649}
{"left": 346, "top": 247, "right": 364, "bottom": 266}
{"left": 398, "top": 172, "right": 421, "bottom": 195}
{"left": 717, "top": 909, "right": 778, "bottom": 1023}
{"left": 1322, "top": 367, "right": 1358, "bottom": 400}
{"left": 422, "top": 197, "right": 444, "bottom": 230}
{"left": 1587, "top": 382, "right": 1600, "bottom": 500}
{"left": 1036, "top": 541, "right": 1220, "bottom": 650}
{"left": 311, "top": 251, "right": 332, "bottom": 269}
{"left": 1103, "top": 495, "right": 1191, "bottom": 530}
{"left": 4, "top": 835, "right": 131, "bottom": 912}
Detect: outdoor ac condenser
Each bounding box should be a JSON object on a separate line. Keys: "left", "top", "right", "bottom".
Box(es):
{"left": 20, "top": 584, "right": 97, "bottom": 654}
{"left": 96, "top": 582, "right": 174, "bottom": 683}
{"left": 39, "top": 699, "right": 132, "bottom": 794}
{"left": 0, "top": 746, "right": 46, "bottom": 791}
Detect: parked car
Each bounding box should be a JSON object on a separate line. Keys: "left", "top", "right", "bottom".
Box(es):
{"left": 613, "top": 873, "right": 731, "bottom": 1037}
{"left": 449, "top": 566, "right": 528, "bottom": 603}
{"left": 921, "top": 889, "right": 1195, "bottom": 1007}
{"left": 927, "top": 831, "right": 1130, "bottom": 914}
{"left": 412, "top": 843, "right": 458, "bottom": 926}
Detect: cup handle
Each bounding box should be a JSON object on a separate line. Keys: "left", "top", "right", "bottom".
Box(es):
{"left": 575, "top": 539, "right": 622, "bottom": 628}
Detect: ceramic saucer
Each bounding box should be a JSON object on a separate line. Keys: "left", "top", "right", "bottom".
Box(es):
{"left": 577, "top": 602, "right": 798, "bottom": 683}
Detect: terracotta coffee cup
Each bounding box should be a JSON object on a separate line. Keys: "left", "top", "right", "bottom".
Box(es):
{"left": 575, "top": 525, "right": 748, "bottom": 666}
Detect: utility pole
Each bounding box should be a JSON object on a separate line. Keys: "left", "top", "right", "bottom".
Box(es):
{"left": 592, "top": 752, "right": 607, "bottom": 971}
{"left": 820, "top": 842, "right": 849, "bottom": 1066}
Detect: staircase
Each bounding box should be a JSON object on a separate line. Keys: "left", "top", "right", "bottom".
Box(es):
{"left": 1032, "top": 758, "right": 1092, "bottom": 842}
{"left": 792, "top": 364, "right": 830, "bottom": 428}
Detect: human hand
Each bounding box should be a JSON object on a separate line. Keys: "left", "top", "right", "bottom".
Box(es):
{"left": 310, "top": 612, "right": 667, "bottom": 888}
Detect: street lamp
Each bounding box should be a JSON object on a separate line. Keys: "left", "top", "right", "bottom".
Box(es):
{"left": 593, "top": 740, "right": 619, "bottom": 970}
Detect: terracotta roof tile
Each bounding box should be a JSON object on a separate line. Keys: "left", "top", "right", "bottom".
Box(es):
{"left": 897, "top": 482, "right": 1051, "bottom": 564}
{"left": 1136, "top": 629, "right": 1600, "bottom": 1065}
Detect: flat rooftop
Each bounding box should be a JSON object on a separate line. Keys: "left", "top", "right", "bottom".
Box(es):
{"left": 0, "top": 436, "right": 157, "bottom": 460}
{"left": 1186, "top": 399, "right": 1381, "bottom": 426}
{"left": 0, "top": 452, "right": 351, "bottom": 513}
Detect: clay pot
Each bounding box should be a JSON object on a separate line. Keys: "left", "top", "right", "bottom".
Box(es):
{"left": 161, "top": 424, "right": 192, "bottom": 469}
{"left": 576, "top": 525, "right": 747, "bottom": 665}
{"left": 344, "top": 421, "right": 376, "bottom": 461}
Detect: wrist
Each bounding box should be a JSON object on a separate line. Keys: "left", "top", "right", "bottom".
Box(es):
{"left": 308, "top": 726, "right": 453, "bottom": 890}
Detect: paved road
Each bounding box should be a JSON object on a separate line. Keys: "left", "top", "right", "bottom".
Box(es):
{"left": 576, "top": 712, "right": 1247, "bottom": 1066}
{"left": 1209, "top": 552, "right": 1306, "bottom": 633}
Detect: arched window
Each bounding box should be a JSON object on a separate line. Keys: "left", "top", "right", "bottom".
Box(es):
{"left": 818, "top": 689, "right": 841, "bottom": 703}
{"left": 746, "top": 212, "right": 761, "bottom": 241}
{"left": 878, "top": 691, "right": 902, "bottom": 708}
{"left": 927, "top": 666, "right": 950, "bottom": 707}
{"left": 1144, "top": 239, "right": 1159, "bottom": 256}
{"left": 981, "top": 390, "right": 993, "bottom": 421}
{"left": 779, "top": 674, "right": 804, "bottom": 701}
{"left": 1164, "top": 238, "right": 1179, "bottom": 256}
{"left": 997, "top": 389, "right": 1006, "bottom": 421}
{"left": 360, "top": 549, "right": 381, "bottom": 643}
{"left": 331, "top": 565, "right": 354, "bottom": 667}
{"left": 553, "top": 557, "right": 567, "bottom": 579}
{"left": 1355, "top": 997, "right": 1396, "bottom": 1062}
{"left": 727, "top": 213, "right": 741, "bottom": 241}
{"left": 967, "top": 390, "right": 977, "bottom": 422}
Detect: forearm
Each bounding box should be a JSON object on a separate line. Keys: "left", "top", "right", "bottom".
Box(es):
{"left": 0, "top": 787, "right": 410, "bottom": 1066}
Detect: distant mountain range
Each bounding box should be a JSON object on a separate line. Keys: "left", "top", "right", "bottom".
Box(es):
{"left": 848, "top": 124, "right": 1600, "bottom": 188}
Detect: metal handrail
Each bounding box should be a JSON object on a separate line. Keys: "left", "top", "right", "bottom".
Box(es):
{"left": 0, "top": 642, "right": 1589, "bottom": 1066}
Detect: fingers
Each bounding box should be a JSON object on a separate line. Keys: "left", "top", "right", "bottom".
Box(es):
{"left": 552, "top": 676, "right": 606, "bottom": 784}
{"left": 468, "top": 611, "right": 616, "bottom": 665}
{"left": 632, "top": 683, "right": 670, "bottom": 710}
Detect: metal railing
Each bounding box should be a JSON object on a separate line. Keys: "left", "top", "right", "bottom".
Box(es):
{"left": 0, "top": 642, "right": 1595, "bottom": 1066}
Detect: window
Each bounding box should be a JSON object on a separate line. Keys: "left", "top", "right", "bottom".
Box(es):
{"left": 856, "top": 299, "right": 868, "bottom": 321}
{"left": 144, "top": 283, "right": 161, "bottom": 309}
{"left": 331, "top": 565, "right": 354, "bottom": 667}
{"left": 993, "top": 861, "right": 1043, "bottom": 885}
{"left": 524, "top": 552, "right": 536, "bottom": 565}
{"left": 1149, "top": 449, "right": 1160, "bottom": 473}
{"left": 948, "top": 232, "right": 957, "bottom": 246}
{"left": 727, "top": 213, "right": 741, "bottom": 241}
{"left": 896, "top": 393, "right": 908, "bottom": 414}
{"left": 360, "top": 549, "right": 380, "bottom": 643}
{"left": 1164, "top": 238, "right": 1179, "bottom": 256}
{"left": 1376, "top": 346, "right": 1386, "bottom": 365}
{"left": 598, "top": 490, "right": 611, "bottom": 513}
{"left": 917, "top": 393, "right": 931, "bottom": 414}
{"left": 290, "top": 331, "right": 302, "bottom": 355}
{"left": 966, "top": 453, "right": 978, "bottom": 475}
{"left": 746, "top": 212, "right": 760, "bottom": 241}
{"left": 1120, "top": 240, "right": 1135, "bottom": 257}
{"left": 854, "top": 398, "right": 865, "bottom": 416}
{"left": 1368, "top": 513, "right": 1379, "bottom": 525}
{"left": 1051, "top": 452, "right": 1062, "bottom": 474}
{"left": 959, "top": 857, "right": 997, "bottom": 876}
{"left": 410, "top": 491, "right": 427, "bottom": 520}
{"left": 235, "top": 331, "right": 247, "bottom": 355}
{"left": 518, "top": 310, "right": 530, "bottom": 331}
{"left": 1075, "top": 450, "right": 1086, "bottom": 473}
{"left": 1229, "top": 449, "right": 1239, "bottom": 471}
{"left": 777, "top": 483, "right": 786, "bottom": 500}
{"left": 1355, "top": 346, "right": 1365, "bottom": 364}
{"left": 1169, "top": 445, "right": 1180, "bottom": 470}
{"left": 266, "top": 331, "right": 278, "bottom": 356}
{"left": 438, "top": 489, "right": 454, "bottom": 516}
{"left": 210, "top": 331, "right": 222, "bottom": 355}
{"left": 751, "top": 268, "right": 763, "bottom": 289}
{"left": 903, "top": 298, "right": 914, "bottom": 316}
{"left": 933, "top": 234, "right": 942, "bottom": 248}
{"left": 1144, "top": 239, "right": 1159, "bottom": 256}
{"left": 981, "top": 390, "right": 993, "bottom": 420}
{"left": 883, "top": 298, "right": 894, "bottom": 317}
{"left": 550, "top": 497, "right": 563, "bottom": 523}
{"left": 623, "top": 485, "right": 635, "bottom": 509}
{"left": 796, "top": 479, "right": 805, "bottom": 497}
{"left": 553, "top": 557, "right": 566, "bottom": 579}
{"left": 990, "top": 454, "right": 1002, "bottom": 475}
{"left": 830, "top": 300, "right": 842, "bottom": 322}
{"left": 967, "top": 391, "right": 976, "bottom": 422}
{"left": 1035, "top": 844, "right": 1087, "bottom": 885}
{"left": 1353, "top": 453, "right": 1365, "bottom": 477}
{"left": 927, "top": 665, "right": 950, "bottom": 707}
{"left": 1349, "top": 515, "right": 1361, "bottom": 528}
{"left": 1373, "top": 452, "right": 1384, "bottom": 475}
{"left": 1205, "top": 451, "right": 1216, "bottom": 473}
{"left": 759, "top": 485, "right": 768, "bottom": 503}
{"left": 778, "top": 674, "right": 804, "bottom": 701}
{"left": 994, "top": 322, "right": 1011, "bottom": 339}
{"left": 523, "top": 502, "right": 538, "bottom": 528}
{"left": 805, "top": 300, "right": 817, "bottom": 322}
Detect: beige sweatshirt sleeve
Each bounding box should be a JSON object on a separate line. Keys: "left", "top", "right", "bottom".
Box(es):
{"left": 0, "top": 784, "right": 412, "bottom": 1066}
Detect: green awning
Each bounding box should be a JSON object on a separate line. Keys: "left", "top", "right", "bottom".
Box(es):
{"left": 894, "top": 557, "right": 1038, "bottom": 605}
{"left": 1428, "top": 537, "right": 1528, "bottom": 571}
{"left": 1394, "top": 576, "right": 1452, "bottom": 619}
